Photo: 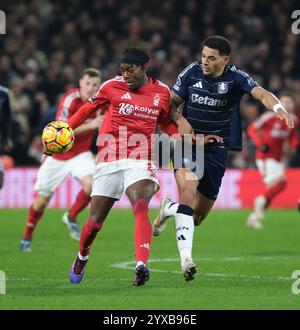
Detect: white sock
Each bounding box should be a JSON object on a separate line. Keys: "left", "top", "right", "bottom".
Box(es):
{"left": 164, "top": 201, "right": 179, "bottom": 217}
{"left": 175, "top": 205, "right": 194, "bottom": 268}
{"left": 136, "top": 261, "right": 145, "bottom": 267}
{"left": 78, "top": 253, "right": 89, "bottom": 261}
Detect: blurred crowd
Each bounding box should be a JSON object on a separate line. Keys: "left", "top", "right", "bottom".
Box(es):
{"left": 0, "top": 0, "right": 300, "bottom": 167}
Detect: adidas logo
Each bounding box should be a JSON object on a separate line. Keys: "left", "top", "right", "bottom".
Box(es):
{"left": 140, "top": 243, "right": 150, "bottom": 250}
{"left": 192, "top": 81, "right": 203, "bottom": 89}
{"left": 121, "top": 92, "right": 132, "bottom": 100}
{"left": 178, "top": 235, "right": 186, "bottom": 241}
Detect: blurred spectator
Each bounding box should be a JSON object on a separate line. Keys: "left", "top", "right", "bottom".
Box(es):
{"left": 9, "top": 76, "right": 31, "bottom": 144}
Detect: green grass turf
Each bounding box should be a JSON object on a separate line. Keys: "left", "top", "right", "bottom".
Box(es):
{"left": 0, "top": 208, "right": 299, "bottom": 310}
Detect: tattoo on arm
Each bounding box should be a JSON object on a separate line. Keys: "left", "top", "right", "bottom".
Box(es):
{"left": 171, "top": 92, "right": 184, "bottom": 107}
{"left": 169, "top": 92, "right": 184, "bottom": 122}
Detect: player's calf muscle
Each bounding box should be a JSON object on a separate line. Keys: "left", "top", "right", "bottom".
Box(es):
{"left": 178, "top": 182, "right": 197, "bottom": 205}
{"left": 193, "top": 213, "right": 206, "bottom": 226}
{"left": 193, "top": 199, "right": 214, "bottom": 225}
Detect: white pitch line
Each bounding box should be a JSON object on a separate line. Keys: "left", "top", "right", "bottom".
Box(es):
{"left": 111, "top": 257, "right": 294, "bottom": 281}
{"left": 5, "top": 278, "right": 130, "bottom": 282}
{"left": 4, "top": 256, "right": 295, "bottom": 282}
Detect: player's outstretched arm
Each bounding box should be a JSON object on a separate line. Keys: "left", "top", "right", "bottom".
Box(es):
{"left": 251, "top": 86, "right": 294, "bottom": 128}
{"left": 68, "top": 101, "right": 98, "bottom": 131}
{"left": 74, "top": 115, "right": 105, "bottom": 135}
{"left": 169, "top": 91, "right": 193, "bottom": 135}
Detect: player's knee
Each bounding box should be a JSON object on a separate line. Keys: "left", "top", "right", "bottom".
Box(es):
{"left": 81, "top": 181, "right": 92, "bottom": 195}
{"left": 33, "top": 195, "right": 50, "bottom": 212}
{"left": 89, "top": 211, "right": 105, "bottom": 224}
{"left": 83, "top": 185, "right": 92, "bottom": 195}
{"left": 80, "top": 175, "right": 93, "bottom": 194}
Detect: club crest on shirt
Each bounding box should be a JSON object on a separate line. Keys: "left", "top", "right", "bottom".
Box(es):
{"left": 218, "top": 82, "right": 228, "bottom": 94}
{"left": 153, "top": 93, "right": 160, "bottom": 106}
{"left": 247, "top": 76, "right": 256, "bottom": 86}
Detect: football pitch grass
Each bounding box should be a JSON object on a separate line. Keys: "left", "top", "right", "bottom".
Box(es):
{"left": 0, "top": 208, "right": 299, "bottom": 310}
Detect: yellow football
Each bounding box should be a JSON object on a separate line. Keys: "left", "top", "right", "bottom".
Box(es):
{"left": 42, "top": 121, "right": 75, "bottom": 154}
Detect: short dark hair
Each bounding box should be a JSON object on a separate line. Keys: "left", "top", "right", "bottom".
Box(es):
{"left": 81, "top": 68, "right": 101, "bottom": 79}
{"left": 203, "top": 35, "right": 232, "bottom": 56}
{"left": 121, "top": 47, "right": 149, "bottom": 66}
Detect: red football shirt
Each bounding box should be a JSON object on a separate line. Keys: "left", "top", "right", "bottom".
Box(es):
{"left": 247, "top": 111, "right": 299, "bottom": 161}
{"left": 52, "top": 88, "right": 97, "bottom": 160}
{"left": 68, "top": 76, "right": 174, "bottom": 162}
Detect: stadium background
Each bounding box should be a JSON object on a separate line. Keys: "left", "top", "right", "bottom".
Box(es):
{"left": 1, "top": 0, "right": 300, "bottom": 312}
{"left": 1, "top": 0, "right": 300, "bottom": 208}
